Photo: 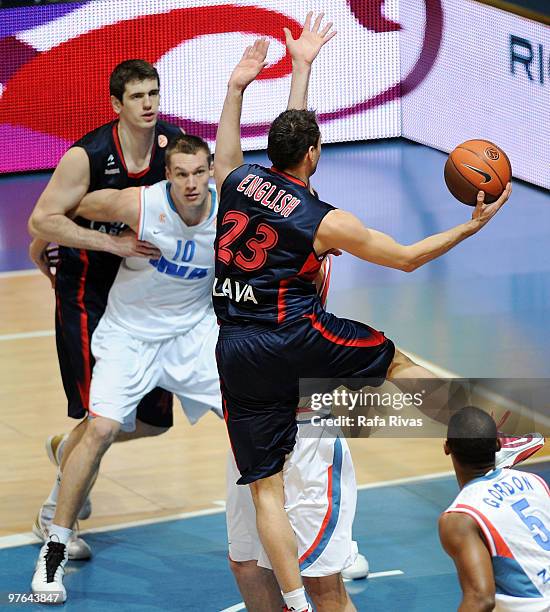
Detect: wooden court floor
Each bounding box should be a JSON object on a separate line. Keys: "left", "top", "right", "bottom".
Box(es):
{"left": 1, "top": 272, "right": 548, "bottom": 537}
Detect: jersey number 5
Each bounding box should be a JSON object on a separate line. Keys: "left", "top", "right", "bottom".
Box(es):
{"left": 217, "top": 211, "right": 278, "bottom": 271}
{"left": 512, "top": 498, "right": 550, "bottom": 551}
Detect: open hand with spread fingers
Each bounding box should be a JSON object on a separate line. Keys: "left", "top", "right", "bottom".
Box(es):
{"left": 284, "top": 11, "right": 336, "bottom": 66}
{"left": 228, "top": 38, "right": 270, "bottom": 92}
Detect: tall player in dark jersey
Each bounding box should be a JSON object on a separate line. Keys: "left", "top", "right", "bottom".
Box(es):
{"left": 213, "top": 38, "right": 515, "bottom": 611}
{"left": 28, "top": 60, "right": 182, "bottom": 558}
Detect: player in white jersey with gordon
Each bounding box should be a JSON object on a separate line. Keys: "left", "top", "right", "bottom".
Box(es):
{"left": 440, "top": 406, "right": 550, "bottom": 612}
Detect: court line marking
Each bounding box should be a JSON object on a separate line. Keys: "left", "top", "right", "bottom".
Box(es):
{"left": 0, "top": 330, "right": 54, "bottom": 342}
{"left": 220, "top": 570, "right": 405, "bottom": 612}
{"left": 0, "top": 268, "right": 40, "bottom": 279}
{"left": 1, "top": 459, "right": 547, "bottom": 551}
{"left": 220, "top": 604, "right": 245, "bottom": 612}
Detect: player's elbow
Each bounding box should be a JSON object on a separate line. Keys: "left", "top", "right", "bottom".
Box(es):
{"left": 28, "top": 209, "right": 45, "bottom": 238}
{"left": 398, "top": 254, "right": 419, "bottom": 273}
{"left": 480, "top": 595, "right": 496, "bottom": 612}
{"left": 463, "top": 589, "right": 495, "bottom": 612}
{"left": 399, "top": 247, "right": 422, "bottom": 273}
{"left": 400, "top": 260, "right": 417, "bottom": 273}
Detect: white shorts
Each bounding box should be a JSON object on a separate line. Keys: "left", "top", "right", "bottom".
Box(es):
{"left": 226, "top": 419, "right": 358, "bottom": 578}
{"left": 89, "top": 313, "right": 222, "bottom": 431}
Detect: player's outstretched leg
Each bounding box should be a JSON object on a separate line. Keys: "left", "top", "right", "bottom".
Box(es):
{"left": 35, "top": 417, "right": 169, "bottom": 558}
{"left": 387, "top": 349, "right": 545, "bottom": 468}
{"left": 34, "top": 423, "right": 92, "bottom": 560}
{"left": 249, "top": 474, "right": 310, "bottom": 611}
{"left": 31, "top": 416, "right": 120, "bottom": 602}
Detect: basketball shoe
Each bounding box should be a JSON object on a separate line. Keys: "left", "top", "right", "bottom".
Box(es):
{"left": 342, "top": 553, "right": 369, "bottom": 580}
{"left": 31, "top": 536, "right": 68, "bottom": 603}
{"left": 495, "top": 432, "right": 545, "bottom": 469}
{"left": 283, "top": 606, "right": 313, "bottom": 612}
{"left": 33, "top": 504, "right": 91, "bottom": 560}
{"left": 45, "top": 433, "right": 92, "bottom": 520}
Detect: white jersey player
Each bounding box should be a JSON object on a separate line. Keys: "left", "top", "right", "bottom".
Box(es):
{"left": 32, "top": 135, "right": 222, "bottom": 602}
{"left": 440, "top": 406, "right": 550, "bottom": 612}
{"left": 91, "top": 174, "right": 221, "bottom": 429}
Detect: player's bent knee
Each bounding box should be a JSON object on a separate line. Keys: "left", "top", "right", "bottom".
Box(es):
{"left": 387, "top": 348, "right": 415, "bottom": 376}
{"left": 85, "top": 417, "right": 120, "bottom": 450}
{"left": 228, "top": 558, "right": 257, "bottom": 579}
{"left": 249, "top": 472, "right": 284, "bottom": 507}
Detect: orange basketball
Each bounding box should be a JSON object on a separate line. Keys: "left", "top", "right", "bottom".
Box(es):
{"left": 444, "top": 139, "right": 512, "bottom": 206}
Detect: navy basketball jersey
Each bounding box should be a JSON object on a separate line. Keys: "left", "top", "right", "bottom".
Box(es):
{"left": 213, "top": 164, "right": 335, "bottom": 325}
{"left": 58, "top": 119, "right": 181, "bottom": 287}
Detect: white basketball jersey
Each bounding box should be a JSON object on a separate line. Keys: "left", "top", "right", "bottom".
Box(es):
{"left": 104, "top": 181, "right": 217, "bottom": 340}
{"left": 445, "top": 468, "right": 550, "bottom": 611}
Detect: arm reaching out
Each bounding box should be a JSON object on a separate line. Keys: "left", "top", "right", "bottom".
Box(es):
{"left": 73, "top": 187, "right": 159, "bottom": 259}
{"left": 214, "top": 39, "right": 270, "bottom": 192}
{"left": 314, "top": 185, "right": 511, "bottom": 271}
{"left": 28, "top": 147, "right": 157, "bottom": 258}
{"left": 285, "top": 12, "right": 336, "bottom": 110}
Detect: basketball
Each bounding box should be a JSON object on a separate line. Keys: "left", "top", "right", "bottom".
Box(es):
{"left": 444, "top": 139, "right": 512, "bottom": 206}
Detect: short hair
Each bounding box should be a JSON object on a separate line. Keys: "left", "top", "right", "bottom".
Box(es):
{"left": 109, "top": 60, "right": 159, "bottom": 102}
{"left": 447, "top": 406, "right": 499, "bottom": 466}
{"left": 267, "top": 109, "right": 321, "bottom": 170}
{"left": 165, "top": 134, "right": 212, "bottom": 168}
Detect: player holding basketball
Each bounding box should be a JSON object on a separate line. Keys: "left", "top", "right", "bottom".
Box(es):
{"left": 28, "top": 60, "right": 181, "bottom": 558}
{"left": 440, "top": 406, "right": 550, "bottom": 611}
{"left": 212, "top": 32, "right": 545, "bottom": 611}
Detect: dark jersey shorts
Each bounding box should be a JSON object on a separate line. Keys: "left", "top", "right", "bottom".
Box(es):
{"left": 55, "top": 120, "right": 181, "bottom": 426}
{"left": 217, "top": 301, "right": 395, "bottom": 484}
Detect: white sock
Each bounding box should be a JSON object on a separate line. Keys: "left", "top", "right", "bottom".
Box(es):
{"left": 282, "top": 587, "right": 308, "bottom": 611}
{"left": 46, "top": 470, "right": 62, "bottom": 505}
{"left": 48, "top": 524, "right": 72, "bottom": 546}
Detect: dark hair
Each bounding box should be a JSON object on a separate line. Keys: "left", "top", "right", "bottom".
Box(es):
{"left": 165, "top": 134, "right": 212, "bottom": 167}
{"left": 109, "top": 60, "right": 160, "bottom": 101}
{"left": 267, "top": 109, "right": 320, "bottom": 170}
{"left": 447, "top": 406, "right": 499, "bottom": 466}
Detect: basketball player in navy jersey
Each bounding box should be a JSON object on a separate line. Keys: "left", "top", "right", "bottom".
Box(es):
{"left": 28, "top": 60, "right": 182, "bottom": 557}
{"left": 440, "top": 407, "right": 549, "bottom": 611}
{"left": 211, "top": 36, "right": 544, "bottom": 611}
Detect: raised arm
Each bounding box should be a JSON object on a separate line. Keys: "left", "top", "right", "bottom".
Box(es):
{"left": 314, "top": 185, "right": 511, "bottom": 272}
{"left": 28, "top": 147, "right": 154, "bottom": 258}
{"left": 214, "top": 39, "right": 270, "bottom": 192}
{"left": 285, "top": 12, "right": 336, "bottom": 111}
{"left": 439, "top": 512, "right": 496, "bottom": 612}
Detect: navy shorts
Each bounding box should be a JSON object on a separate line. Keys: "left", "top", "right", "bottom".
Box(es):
{"left": 55, "top": 266, "right": 174, "bottom": 428}
{"left": 216, "top": 303, "right": 395, "bottom": 484}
